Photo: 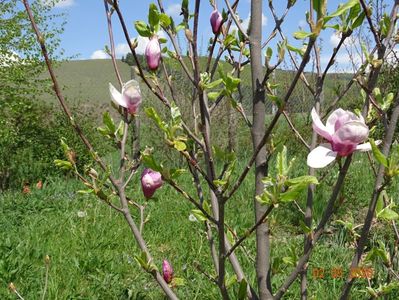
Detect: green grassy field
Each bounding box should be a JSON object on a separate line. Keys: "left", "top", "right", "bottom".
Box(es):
{"left": 1, "top": 150, "right": 398, "bottom": 299}
{"left": 1, "top": 59, "right": 398, "bottom": 299}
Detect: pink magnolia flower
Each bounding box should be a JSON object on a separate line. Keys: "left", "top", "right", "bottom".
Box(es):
{"left": 307, "top": 107, "right": 375, "bottom": 168}
{"left": 162, "top": 260, "right": 174, "bottom": 284}
{"left": 109, "top": 80, "right": 141, "bottom": 115}
{"left": 210, "top": 9, "right": 223, "bottom": 34}
{"left": 145, "top": 36, "right": 161, "bottom": 71}
{"left": 141, "top": 168, "right": 163, "bottom": 198}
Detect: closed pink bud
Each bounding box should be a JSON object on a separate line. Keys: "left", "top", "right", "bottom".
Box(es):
{"left": 162, "top": 260, "right": 173, "bottom": 284}
{"left": 145, "top": 36, "right": 161, "bottom": 71}
{"left": 141, "top": 168, "right": 163, "bottom": 198}
{"left": 210, "top": 9, "right": 223, "bottom": 34}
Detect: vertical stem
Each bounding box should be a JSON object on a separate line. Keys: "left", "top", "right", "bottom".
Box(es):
{"left": 249, "top": 1, "right": 272, "bottom": 299}
{"left": 130, "top": 68, "right": 140, "bottom": 161}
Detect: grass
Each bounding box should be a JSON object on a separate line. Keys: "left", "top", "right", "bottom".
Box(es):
{"left": 1, "top": 148, "right": 398, "bottom": 299}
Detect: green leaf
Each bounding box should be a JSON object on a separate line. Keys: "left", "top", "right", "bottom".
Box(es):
{"left": 299, "top": 220, "right": 312, "bottom": 234}
{"left": 293, "top": 31, "right": 315, "bottom": 40}
{"left": 141, "top": 152, "right": 162, "bottom": 172}
{"left": 159, "top": 13, "right": 171, "bottom": 27}
{"left": 173, "top": 140, "right": 186, "bottom": 151}
{"left": 265, "top": 47, "right": 273, "bottom": 61}
{"left": 54, "top": 159, "right": 73, "bottom": 170}
{"left": 204, "top": 78, "right": 223, "bottom": 90}
{"left": 376, "top": 192, "right": 384, "bottom": 214}
{"left": 280, "top": 185, "right": 306, "bottom": 202}
{"left": 103, "top": 111, "right": 116, "bottom": 133}
{"left": 370, "top": 139, "right": 388, "bottom": 167}
{"left": 170, "top": 103, "right": 182, "bottom": 125}
{"left": 145, "top": 107, "right": 167, "bottom": 132}
{"left": 171, "top": 277, "right": 185, "bottom": 286}
{"left": 373, "top": 88, "right": 383, "bottom": 104}
{"left": 324, "top": 0, "right": 359, "bottom": 23}
{"left": 286, "top": 176, "right": 318, "bottom": 186}
{"left": 207, "top": 91, "right": 221, "bottom": 101}
{"left": 148, "top": 3, "right": 160, "bottom": 28}
{"left": 134, "top": 251, "right": 149, "bottom": 270}
{"left": 213, "top": 179, "right": 228, "bottom": 187}
{"left": 225, "top": 274, "right": 237, "bottom": 288}
{"left": 276, "top": 146, "right": 288, "bottom": 176}
{"left": 351, "top": 11, "right": 365, "bottom": 30}
{"left": 287, "top": 43, "right": 305, "bottom": 56}
{"left": 191, "top": 209, "right": 208, "bottom": 222}
{"left": 256, "top": 190, "right": 273, "bottom": 205}
{"left": 267, "top": 94, "right": 283, "bottom": 109}
{"left": 237, "top": 279, "right": 248, "bottom": 300}
{"left": 134, "top": 21, "right": 151, "bottom": 37}
{"left": 223, "top": 34, "right": 236, "bottom": 47}
{"left": 378, "top": 207, "right": 399, "bottom": 221}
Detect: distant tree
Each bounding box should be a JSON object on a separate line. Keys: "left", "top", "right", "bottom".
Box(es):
{"left": 0, "top": 0, "right": 64, "bottom": 188}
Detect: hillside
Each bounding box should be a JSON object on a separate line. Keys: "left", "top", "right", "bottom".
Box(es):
{"left": 44, "top": 59, "right": 357, "bottom": 115}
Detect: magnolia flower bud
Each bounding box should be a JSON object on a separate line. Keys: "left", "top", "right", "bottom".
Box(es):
{"left": 145, "top": 36, "right": 161, "bottom": 71}
{"left": 210, "top": 9, "right": 223, "bottom": 34}
{"left": 141, "top": 168, "right": 163, "bottom": 198}
{"left": 109, "top": 80, "right": 142, "bottom": 115}
{"left": 162, "top": 260, "right": 173, "bottom": 284}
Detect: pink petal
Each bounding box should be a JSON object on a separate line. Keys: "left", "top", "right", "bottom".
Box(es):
{"left": 122, "top": 80, "right": 142, "bottom": 114}
{"left": 145, "top": 37, "right": 161, "bottom": 71}
{"left": 109, "top": 83, "right": 127, "bottom": 108}
{"left": 311, "top": 108, "right": 332, "bottom": 141}
{"left": 325, "top": 108, "right": 347, "bottom": 132}
{"left": 332, "top": 121, "right": 369, "bottom": 144}
{"left": 210, "top": 9, "right": 223, "bottom": 34}
{"left": 307, "top": 144, "right": 337, "bottom": 168}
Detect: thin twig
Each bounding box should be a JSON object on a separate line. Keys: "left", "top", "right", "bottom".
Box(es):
{"left": 282, "top": 111, "right": 310, "bottom": 150}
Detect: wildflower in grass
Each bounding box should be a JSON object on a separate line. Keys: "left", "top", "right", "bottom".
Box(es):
{"left": 162, "top": 260, "right": 174, "bottom": 284}
{"left": 210, "top": 9, "right": 223, "bottom": 34}
{"left": 109, "top": 80, "right": 141, "bottom": 114}
{"left": 141, "top": 168, "right": 163, "bottom": 198}
{"left": 145, "top": 35, "right": 161, "bottom": 71}
{"left": 307, "top": 107, "right": 375, "bottom": 168}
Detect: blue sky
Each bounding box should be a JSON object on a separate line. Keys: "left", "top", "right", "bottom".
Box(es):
{"left": 51, "top": 0, "right": 376, "bottom": 72}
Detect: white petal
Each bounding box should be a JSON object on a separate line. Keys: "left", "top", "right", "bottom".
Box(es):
{"left": 109, "top": 83, "right": 127, "bottom": 108}
{"left": 355, "top": 140, "right": 382, "bottom": 152}
{"left": 311, "top": 108, "right": 332, "bottom": 141}
{"left": 307, "top": 144, "right": 337, "bottom": 168}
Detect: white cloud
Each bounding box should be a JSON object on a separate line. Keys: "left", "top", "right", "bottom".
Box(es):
{"left": 166, "top": 3, "right": 181, "bottom": 18}
{"left": 90, "top": 50, "right": 108, "bottom": 59}
{"left": 329, "top": 32, "right": 356, "bottom": 48}
{"left": 115, "top": 43, "right": 131, "bottom": 57}
{"left": 42, "top": 0, "right": 75, "bottom": 8}
{"left": 231, "top": 13, "right": 267, "bottom": 33}
{"left": 54, "top": 0, "right": 75, "bottom": 8}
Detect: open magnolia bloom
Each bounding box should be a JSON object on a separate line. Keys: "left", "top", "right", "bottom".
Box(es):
{"left": 307, "top": 108, "right": 375, "bottom": 168}
{"left": 109, "top": 80, "right": 141, "bottom": 114}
